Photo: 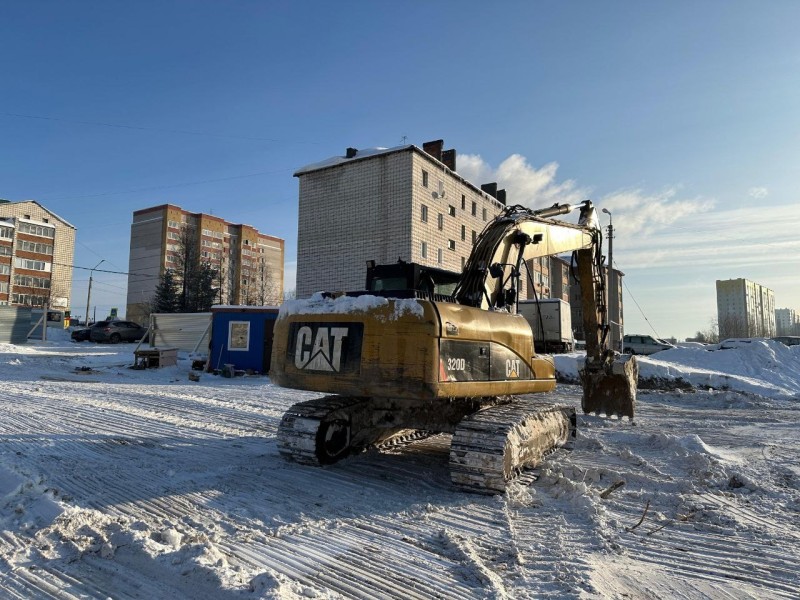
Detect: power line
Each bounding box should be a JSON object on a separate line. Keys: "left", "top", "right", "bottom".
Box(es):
{"left": 41, "top": 167, "right": 295, "bottom": 202}
{"left": 613, "top": 258, "right": 662, "bottom": 339}
{"left": 54, "top": 261, "right": 158, "bottom": 279}
{"left": 1, "top": 111, "right": 322, "bottom": 145}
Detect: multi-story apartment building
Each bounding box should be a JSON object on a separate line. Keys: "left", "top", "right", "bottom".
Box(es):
{"left": 775, "top": 308, "right": 798, "bottom": 336}
{"left": 295, "top": 139, "right": 625, "bottom": 347}
{"left": 294, "top": 140, "right": 509, "bottom": 297}
{"left": 126, "top": 204, "right": 284, "bottom": 323}
{"left": 716, "top": 278, "right": 776, "bottom": 339}
{"left": 0, "top": 200, "right": 75, "bottom": 310}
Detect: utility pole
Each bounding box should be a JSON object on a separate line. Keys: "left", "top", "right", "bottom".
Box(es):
{"left": 602, "top": 209, "right": 621, "bottom": 351}
{"left": 85, "top": 260, "right": 104, "bottom": 326}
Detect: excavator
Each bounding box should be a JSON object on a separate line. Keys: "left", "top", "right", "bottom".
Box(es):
{"left": 269, "top": 200, "right": 638, "bottom": 493}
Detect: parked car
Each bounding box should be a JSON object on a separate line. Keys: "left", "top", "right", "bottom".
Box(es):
{"left": 70, "top": 327, "right": 93, "bottom": 342}
{"left": 89, "top": 320, "right": 148, "bottom": 344}
{"left": 771, "top": 336, "right": 800, "bottom": 347}
{"left": 622, "top": 334, "right": 675, "bottom": 355}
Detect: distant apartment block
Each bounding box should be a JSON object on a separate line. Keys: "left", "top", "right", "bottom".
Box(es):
{"left": 294, "top": 139, "right": 509, "bottom": 297}
{"left": 775, "top": 308, "right": 798, "bottom": 336}
{"left": 126, "top": 204, "right": 284, "bottom": 323}
{"left": 0, "top": 200, "right": 75, "bottom": 310}
{"left": 716, "top": 278, "right": 776, "bottom": 339}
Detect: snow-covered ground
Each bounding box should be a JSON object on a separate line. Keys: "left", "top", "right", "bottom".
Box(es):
{"left": 1, "top": 334, "right": 798, "bottom": 599}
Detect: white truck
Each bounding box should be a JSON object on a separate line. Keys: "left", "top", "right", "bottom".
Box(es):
{"left": 517, "top": 298, "right": 573, "bottom": 353}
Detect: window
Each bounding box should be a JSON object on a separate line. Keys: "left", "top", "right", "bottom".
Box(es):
{"left": 437, "top": 249, "right": 443, "bottom": 264}
{"left": 461, "top": 225, "right": 466, "bottom": 241}
{"left": 448, "top": 240, "right": 456, "bottom": 251}
{"left": 11, "top": 293, "right": 47, "bottom": 307}
{"left": 461, "top": 195, "right": 466, "bottom": 210}
{"left": 168, "top": 220, "right": 180, "bottom": 228}
{"left": 471, "top": 201, "right": 477, "bottom": 216}
{"left": 17, "top": 222, "right": 55, "bottom": 238}
{"left": 472, "top": 230, "right": 477, "bottom": 244}
{"left": 0, "top": 227, "right": 13, "bottom": 239}
{"left": 0, "top": 246, "right": 11, "bottom": 256}
{"left": 18, "top": 240, "right": 53, "bottom": 255}
{"left": 421, "top": 241, "right": 427, "bottom": 259}
{"left": 0, "top": 265, "right": 9, "bottom": 275}
{"left": 448, "top": 205, "right": 456, "bottom": 217}
{"left": 421, "top": 204, "right": 428, "bottom": 222}
{"left": 422, "top": 170, "right": 429, "bottom": 187}
{"left": 0, "top": 282, "right": 7, "bottom": 293}
{"left": 228, "top": 321, "right": 250, "bottom": 351}
{"left": 14, "top": 258, "right": 50, "bottom": 272}
{"left": 461, "top": 256, "right": 466, "bottom": 269}
{"left": 482, "top": 207, "right": 487, "bottom": 221}
{"left": 437, "top": 214, "right": 444, "bottom": 230}
{"left": 14, "top": 275, "right": 51, "bottom": 289}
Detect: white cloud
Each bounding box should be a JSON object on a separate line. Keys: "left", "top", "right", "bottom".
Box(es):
{"left": 457, "top": 154, "right": 588, "bottom": 208}
{"left": 457, "top": 153, "right": 715, "bottom": 241}
{"left": 748, "top": 186, "right": 769, "bottom": 200}
{"left": 599, "top": 187, "right": 715, "bottom": 239}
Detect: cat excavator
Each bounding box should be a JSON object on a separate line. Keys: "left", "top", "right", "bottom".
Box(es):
{"left": 270, "top": 200, "right": 638, "bottom": 493}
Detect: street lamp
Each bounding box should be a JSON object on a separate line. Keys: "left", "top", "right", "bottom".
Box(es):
{"left": 85, "top": 260, "right": 104, "bottom": 326}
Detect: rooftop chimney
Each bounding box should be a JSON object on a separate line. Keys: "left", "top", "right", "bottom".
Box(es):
{"left": 422, "top": 139, "right": 444, "bottom": 162}
{"left": 442, "top": 149, "right": 456, "bottom": 171}
{"left": 496, "top": 189, "right": 507, "bottom": 205}
{"left": 481, "top": 182, "right": 498, "bottom": 199}
{"left": 345, "top": 147, "right": 358, "bottom": 159}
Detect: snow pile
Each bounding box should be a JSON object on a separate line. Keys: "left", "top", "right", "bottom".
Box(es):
{"left": 280, "top": 293, "right": 424, "bottom": 320}
{"left": 555, "top": 339, "right": 800, "bottom": 399}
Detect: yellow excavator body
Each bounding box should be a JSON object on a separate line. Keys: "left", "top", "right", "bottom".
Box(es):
{"left": 270, "top": 298, "right": 556, "bottom": 401}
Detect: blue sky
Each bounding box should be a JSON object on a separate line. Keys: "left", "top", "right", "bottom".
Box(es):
{"left": 2, "top": 1, "right": 798, "bottom": 339}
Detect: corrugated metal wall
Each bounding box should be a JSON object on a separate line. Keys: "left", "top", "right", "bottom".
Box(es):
{"left": 0, "top": 306, "right": 33, "bottom": 344}
{"left": 149, "top": 313, "right": 212, "bottom": 353}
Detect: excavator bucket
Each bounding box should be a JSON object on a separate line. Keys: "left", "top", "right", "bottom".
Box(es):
{"left": 580, "top": 355, "right": 638, "bottom": 419}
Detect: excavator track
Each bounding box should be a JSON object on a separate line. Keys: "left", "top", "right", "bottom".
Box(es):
{"left": 449, "top": 401, "right": 576, "bottom": 493}
{"left": 277, "top": 395, "right": 371, "bottom": 466}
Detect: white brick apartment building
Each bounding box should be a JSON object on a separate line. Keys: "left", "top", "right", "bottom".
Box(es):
{"left": 716, "top": 278, "right": 776, "bottom": 339}
{"left": 294, "top": 140, "right": 508, "bottom": 297}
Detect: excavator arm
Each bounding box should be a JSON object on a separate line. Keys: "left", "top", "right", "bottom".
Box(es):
{"left": 454, "top": 200, "right": 637, "bottom": 418}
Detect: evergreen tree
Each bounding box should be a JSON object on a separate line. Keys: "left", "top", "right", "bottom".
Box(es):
{"left": 152, "top": 269, "right": 180, "bottom": 313}
{"left": 189, "top": 261, "right": 219, "bottom": 312}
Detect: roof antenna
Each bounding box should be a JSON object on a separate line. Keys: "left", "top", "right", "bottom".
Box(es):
{"left": 400, "top": 135, "right": 407, "bottom": 144}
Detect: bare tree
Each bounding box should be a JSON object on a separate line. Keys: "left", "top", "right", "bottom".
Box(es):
{"left": 718, "top": 313, "right": 751, "bottom": 340}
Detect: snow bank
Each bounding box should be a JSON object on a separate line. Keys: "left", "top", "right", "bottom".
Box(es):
{"left": 554, "top": 339, "right": 800, "bottom": 399}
